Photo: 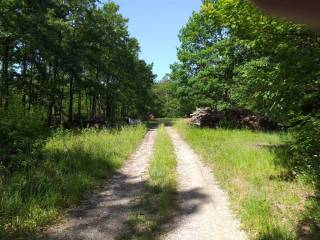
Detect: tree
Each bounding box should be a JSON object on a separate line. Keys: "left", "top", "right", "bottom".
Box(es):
{"left": 0, "top": 0, "right": 156, "bottom": 170}
{"left": 153, "top": 75, "right": 180, "bottom": 117}
{"left": 171, "top": 0, "right": 320, "bottom": 176}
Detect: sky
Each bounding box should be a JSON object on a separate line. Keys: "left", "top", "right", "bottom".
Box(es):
{"left": 108, "top": 0, "right": 202, "bottom": 80}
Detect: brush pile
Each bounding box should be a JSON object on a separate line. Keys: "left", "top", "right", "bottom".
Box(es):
{"left": 190, "top": 107, "right": 221, "bottom": 127}
{"left": 189, "top": 107, "right": 281, "bottom": 130}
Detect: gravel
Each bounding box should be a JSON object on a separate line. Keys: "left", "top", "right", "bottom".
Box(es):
{"left": 42, "top": 128, "right": 157, "bottom": 240}
{"left": 164, "top": 127, "right": 247, "bottom": 240}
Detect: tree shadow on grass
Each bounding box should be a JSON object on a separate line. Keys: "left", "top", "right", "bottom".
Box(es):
{"left": 36, "top": 168, "right": 209, "bottom": 240}
{"left": 0, "top": 146, "right": 121, "bottom": 240}
{"left": 38, "top": 172, "right": 148, "bottom": 240}
{"left": 266, "top": 145, "right": 320, "bottom": 240}
{"left": 257, "top": 226, "right": 295, "bottom": 240}
{"left": 296, "top": 194, "right": 320, "bottom": 240}
{"left": 116, "top": 184, "right": 209, "bottom": 240}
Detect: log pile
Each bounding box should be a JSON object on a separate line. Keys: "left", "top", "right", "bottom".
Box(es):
{"left": 223, "top": 108, "right": 280, "bottom": 130}
{"left": 189, "top": 107, "right": 281, "bottom": 130}
{"left": 190, "top": 107, "right": 221, "bottom": 127}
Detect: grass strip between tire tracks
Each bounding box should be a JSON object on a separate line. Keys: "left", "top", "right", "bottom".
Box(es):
{"left": 118, "top": 124, "right": 177, "bottom": 240}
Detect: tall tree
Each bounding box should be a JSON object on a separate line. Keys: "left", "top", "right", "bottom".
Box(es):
{"left": 171, "top": 0, "right": 320, "bottom": 175}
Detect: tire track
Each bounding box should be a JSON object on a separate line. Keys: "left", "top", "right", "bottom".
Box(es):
{"left": 164, "top": 127, "right": 247, "bottom": 240}
{"left": 43, "top": 128, "right": 157, "bottom": 240}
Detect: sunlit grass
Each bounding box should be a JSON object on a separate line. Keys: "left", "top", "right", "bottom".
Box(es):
{"left": 120, "top": 124, "right": 177, "bottom": 239}
{"left": 0, "top": 125, "right": 146, "bottom": 239}
{"left": 175, "top": 120, "right": 315, "bottom": 240}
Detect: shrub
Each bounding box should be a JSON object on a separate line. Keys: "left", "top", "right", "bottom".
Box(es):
{"left": 0, "top": 103, "right": 47, "bottom": 173}
{"left": 289, "top": 115, "right": 320, "bottom": 182}
{"left": 0, "top": 125, "right": 146, "bottom": 238}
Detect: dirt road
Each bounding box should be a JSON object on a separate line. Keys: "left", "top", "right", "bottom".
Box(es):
{"left": 43, "top": 128, "right": 157, "bottom": 240}
{"left": 43, "top": 126, "right": 247, "bottom": 240}
{"left": 164, "top": 127, "right": 247, "bottom": 240}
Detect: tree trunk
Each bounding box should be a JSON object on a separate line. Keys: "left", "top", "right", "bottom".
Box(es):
{"left": 48, "top": 99, "right": 54, "bottom": 126}
{"left": 86, "top": 91, "right": 89, "bottom": 117}
{"left": 68, "top": 76, "right": 74, "bottom": 125}
{"left": 78, "top": 90, "right": 82, "bottom": 121}
{"left": 21, "top": 56, "right": 27, "bottom": 111}
{"left": 91, "top": 67, "right": 99, "bottom": 119}
{"left": 91, "top": 95, "right": 96, "bottom": 118}
{"left": 1, "top": 37, "right": 11, "bottom": 109}
{"left": 48, "top": 64, "right": 57, "bottom": 126}
{"left": 28, "top": 64, "right": 33, "bottom": 110}
{"left": 106, "top": 102, "right": 113, "bottom": 127}
{"left": 59, "top": 88, "right": 63, "bottom": 127}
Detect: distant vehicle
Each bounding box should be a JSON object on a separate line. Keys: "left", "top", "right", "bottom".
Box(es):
{"left": 124, "top": 117, "right": 142, "bottom": 125}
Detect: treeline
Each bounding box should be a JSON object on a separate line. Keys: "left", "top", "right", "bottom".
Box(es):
{"left": 170, "top": 0, "right": 320, "bottom": 178}
{"left": 152, "top": 75, "right": 180, "bottom": 118}
{"left": 0, "top": 0, "right": 155, "bottom": 127}
{"left": 0, "top": 0, "right": 155, "bottom": 172}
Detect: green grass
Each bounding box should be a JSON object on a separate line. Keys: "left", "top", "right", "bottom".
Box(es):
{"left": 119, "top": 124, "right": 177, "bottom": 240}
{"left": 175, "top": 120, "right": 317, "bottom": 240}
{"left": 0, "top": 125, "right": 147, "bottom": 239}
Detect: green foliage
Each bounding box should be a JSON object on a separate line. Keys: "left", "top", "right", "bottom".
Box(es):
{"left": 0, "top": 125, "right": 146, "bottom": 238}
{"left": 153, "top": 79, "right": 180, "bottom": 117}
{"left": 171, "top": 0, "right": 320, "bottom": 182}
{"left": 0, "top": 100, "right": 47, "bottom": 172}
{"left": 0, "top": 0, "right": 155, "bottom": 128}
{"left": 175, "top": 120, "right": 317, "bottom": 239}
{"left": 0, "top": 1, "right": 156, "bottom": 211}
{"left": 172, "top": 0, "right": 320, "bottom": 117}
{"left": 287, "top": 116, "right": 320, "bottom": 180}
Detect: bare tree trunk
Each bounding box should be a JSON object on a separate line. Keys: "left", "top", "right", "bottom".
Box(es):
{"left": 86, "top": 91, "right": 89, "bottom": 117}
{"left": 21, "top": 56, "right": 28, "bottom": 111}
{"left": 78, "top": 90, "right": 82, "bottom": 121}
{"left": 59, "top": 88, "right": 63, "bottom": 127}
{"left": 28, "top": 64, "right": 33, "bottom": 110}
{"left": 1, "top": 37, "right": 11, "bottom": 110}
{"left": 48, "top": 64, "right": 57, "bottom": 126}
{"left": 68, "top": 76, "right": 74, "bottom": 125}
{"left": 91, "top": 95, "right": 96, "bottom": 118}
{"left": 106, "top": 102, "right": 113, "bottom": 127}
{"left": 48, "top": 99, "right": 54, "bottom": 126}
{"left": 91, "top": 67, "right": 99, "bottom": 119}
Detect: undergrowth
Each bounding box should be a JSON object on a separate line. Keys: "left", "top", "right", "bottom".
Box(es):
{"left": 0, "top": 125, "right": 146, "bottom": 239}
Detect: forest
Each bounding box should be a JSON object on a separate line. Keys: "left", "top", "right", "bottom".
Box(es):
{"left": 1, "top": 0, "right": 320, "bottom": 239}
{"left": 0, "top": 0, "right": 155, "bottom": 171}
{"left": 167, "top": 0, "right": 320, "bottom": 181}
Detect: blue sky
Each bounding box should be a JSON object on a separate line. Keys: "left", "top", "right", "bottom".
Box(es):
{"left": 108, "top": 0, "right": 202, "bottom": 80}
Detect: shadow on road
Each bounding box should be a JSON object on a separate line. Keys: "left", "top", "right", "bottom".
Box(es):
{"left": 116, "top": 184, "right": 209, "bottom": 240}
{"left": 40, "top": 171, "right": 209, "bottom": 240}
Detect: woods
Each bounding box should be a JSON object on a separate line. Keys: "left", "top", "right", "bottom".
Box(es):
{"left": 0, "top": 1, "right": 154, "bottom": 125}
{"left": 0, "top": 0, "right": 155, "bottom": 171}
{"left": 0, "top": 1, "right": 155, "bottom": 237}
{"left": 170, "top": 0, "right": 320, "bottom": 181}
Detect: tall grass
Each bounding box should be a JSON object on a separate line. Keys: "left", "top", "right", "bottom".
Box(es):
{"left": 175, "top": 120, "right": 316, "bottom": 239}
{"left": 0, "top": 125, "right": 146, "bottom": 239}
{"left": 120, "top": 125, "right": 177, "bottom": 239}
